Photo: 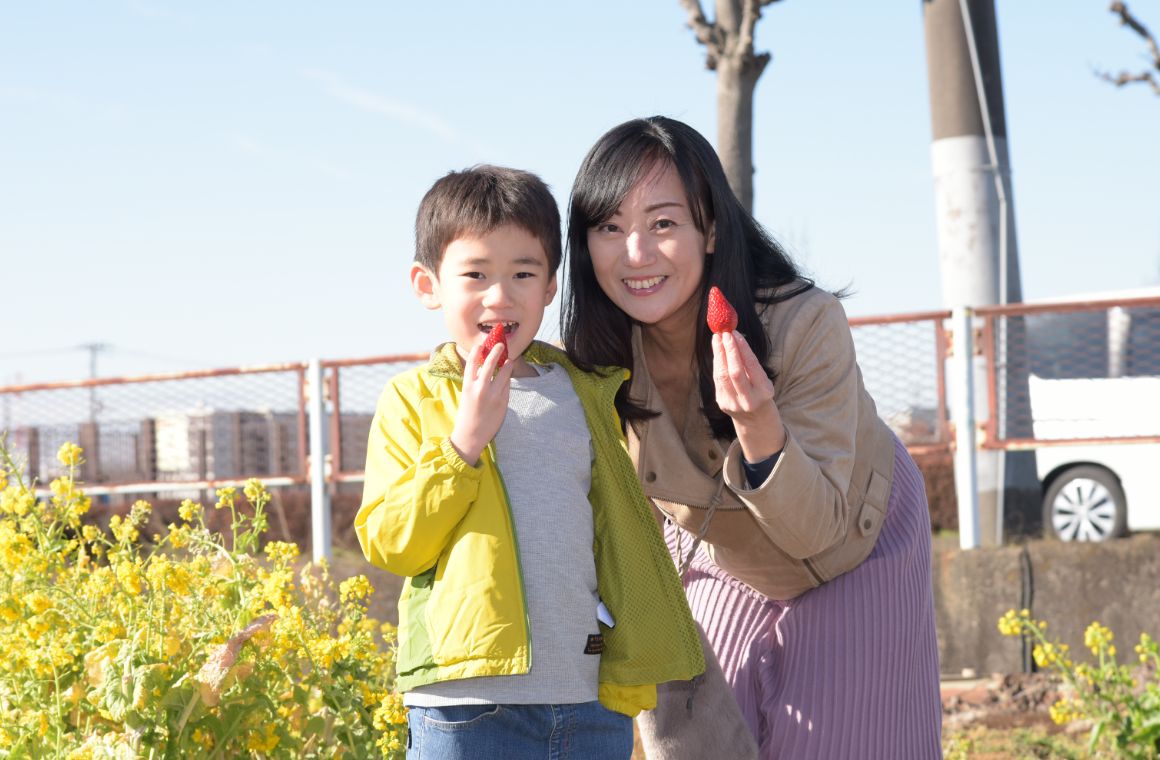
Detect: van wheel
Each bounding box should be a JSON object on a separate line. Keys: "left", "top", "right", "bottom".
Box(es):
{"left": 1043, "top": 466, "right": 1127, "bottom": 542}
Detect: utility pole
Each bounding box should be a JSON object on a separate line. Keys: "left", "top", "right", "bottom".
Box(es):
{"left": 922, "top": 0, "right": 1039, "bottom": 543}
{"left": 78, "top": 343, "right": 108, "bottom": 424}
{"left": 77, "top": 343, "right": 107, "bottom": 483}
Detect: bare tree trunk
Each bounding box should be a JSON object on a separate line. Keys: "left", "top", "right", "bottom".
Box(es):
{"left": 680, "top": 0, "right": 781, "bottom": 212}
{"left": 716, "top": 56, "right": 761, "bottom": 210}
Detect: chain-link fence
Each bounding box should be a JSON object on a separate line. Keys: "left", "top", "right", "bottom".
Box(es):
{"left": 323, "top": 355, "right": 429, "bottom": 481}
{"left": 3, "top": 295, "right": 1158, "bottom": 548}
{"left": 850, "top": 310, "right": 952, "bottom": 455}
{"left": 976, "top": 294, "right": 1160, "bottom": 449}
{"left": 1, "top": 365, "right": 311, "bottom": 494}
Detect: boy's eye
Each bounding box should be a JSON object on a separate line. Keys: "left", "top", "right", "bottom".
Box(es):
{"left": 461, "top": 271, "right": 485, "bottom": 280}
{"left": 514, "top": 272, "right": 536, "bottom": 279}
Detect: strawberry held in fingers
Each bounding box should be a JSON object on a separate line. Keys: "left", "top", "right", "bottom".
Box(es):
{"left": 481, "top": 323, "right": 508, "bottom": 366}
{"left": 706, "top": 286, "right": 738, "bottom": 334}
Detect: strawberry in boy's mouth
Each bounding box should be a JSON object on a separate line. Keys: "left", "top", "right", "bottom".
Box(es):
{"left": 480, "top": 322, "right": 515, "bottom": 365}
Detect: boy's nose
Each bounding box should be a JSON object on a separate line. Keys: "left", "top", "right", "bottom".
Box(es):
{"left": 483, "top": 282, "right": 512, "bottom": 307}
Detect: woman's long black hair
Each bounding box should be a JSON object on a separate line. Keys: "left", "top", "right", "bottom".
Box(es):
{"left": 561, "top": 116, "right": 812, "bottom": 439}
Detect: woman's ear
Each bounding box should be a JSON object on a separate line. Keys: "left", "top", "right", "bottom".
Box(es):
{"left": 706, "top": 223, "right": 716, "bottom": 254}
{"left": 411, "top": 263, "right": 441, "bottom": 310}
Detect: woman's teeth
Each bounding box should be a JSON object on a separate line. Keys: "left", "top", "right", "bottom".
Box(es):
{"left": 625, "top": 276, "right": 665, "bottom": 291}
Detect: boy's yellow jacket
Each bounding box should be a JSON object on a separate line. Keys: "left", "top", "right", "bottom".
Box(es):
{"left": 355, "top": 341, "right": 704, "bottom": 716}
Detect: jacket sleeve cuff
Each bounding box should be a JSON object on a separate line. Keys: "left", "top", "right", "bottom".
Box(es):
{"left": 741, "top": 451, "right": 780, "bottom": 488}
{"left": 437, "top": 436, "right": 484, "bottom": 478}
{"left": 722, "top": 431, "right": 794, "bottom": 494}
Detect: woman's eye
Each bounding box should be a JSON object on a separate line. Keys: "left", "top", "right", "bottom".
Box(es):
{"left": 596, "top": 222, "right": 620, "bottom": 234}
{"left": 654, "top": 219, "right": 675, "bottom": 230}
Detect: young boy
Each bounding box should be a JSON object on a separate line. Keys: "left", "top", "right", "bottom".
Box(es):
{"left": 355, "top": 165, "right": 704, "bottom": 759}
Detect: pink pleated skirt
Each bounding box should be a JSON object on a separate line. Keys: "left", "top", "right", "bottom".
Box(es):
{"left": 668, "top": 436, "right": 942, "bottom": 759}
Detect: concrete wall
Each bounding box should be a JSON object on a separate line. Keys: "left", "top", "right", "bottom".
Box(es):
{"left": 934, "top": 533, "right": 1160, "bottom": 675}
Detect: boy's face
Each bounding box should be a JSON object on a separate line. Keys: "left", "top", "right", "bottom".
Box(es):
{"left": 411, "top": 223, "right": 557, "bottom": 373}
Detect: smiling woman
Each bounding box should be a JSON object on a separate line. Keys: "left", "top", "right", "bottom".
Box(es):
{"left": 586, "top": 163, "right": 711, "bottom": 336}
{"left": 562, "top": 117, "right": 943, "bottom": 760}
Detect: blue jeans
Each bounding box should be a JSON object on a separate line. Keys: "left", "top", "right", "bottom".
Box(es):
{"left": 405, "top": 701, "right": 633, "bottom": 760}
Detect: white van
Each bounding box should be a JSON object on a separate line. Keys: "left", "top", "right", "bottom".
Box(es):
{"left": 1024, "top": 288, "right": 1160, "bottom": 542}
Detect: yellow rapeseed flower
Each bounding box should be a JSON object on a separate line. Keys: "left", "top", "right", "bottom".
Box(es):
{"left": 1049, "top": 697, "right": 1085, "bottom": 725}
{"left": 339, "top": 575, "right": 374, "bottom": 605}
{"left": 57, "top": 443, "right": 83, "bottom": 467}
{"left": 243, "top": 478, "right": 267, "bottom": 504}
{"left": 108, "top": 515, "right": 138, "bottom": 545}
{"left": 215, "top": 487, "right": 236, "bottom": 510}
{"left": 178, "top": 499, "right": 200, "bottom": 522}
{"left": 1085, "top": 621, "right": 1114, "bottom": 655}
{"left": 115, "top": 560, "right": 144, "bottom": 596}
{"left": 263, "top": 541, "right": 299, "bottom": 566}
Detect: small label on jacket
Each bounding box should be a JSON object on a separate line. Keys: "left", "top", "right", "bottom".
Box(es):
{"left": 584, "top": 634, "right": 604, "bottom": 655}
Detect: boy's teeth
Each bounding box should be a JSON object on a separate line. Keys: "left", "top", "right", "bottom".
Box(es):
{"left": 480, "top": 321, "right": 517, "bottom": 333}
{"left": 626, "top": 276, "right": 665, "bottom": 290}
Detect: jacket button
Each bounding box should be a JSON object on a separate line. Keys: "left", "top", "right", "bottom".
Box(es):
{"left": 862, "top": 518, "right": 873, "bottom": 531}
{"left": 645, "top": 471, "right": 657, "bottom": 483}
{"left": 708, "top": 450, "right": 718, "bottom": 460}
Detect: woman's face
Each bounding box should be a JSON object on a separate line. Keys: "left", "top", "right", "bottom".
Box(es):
{"left": 586, "top": 162, "right": 712, "bottom": 332}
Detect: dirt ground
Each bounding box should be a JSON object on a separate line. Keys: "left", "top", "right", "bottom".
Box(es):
{"left": 940, "top": 672, "right": 1063, "bottom": 732}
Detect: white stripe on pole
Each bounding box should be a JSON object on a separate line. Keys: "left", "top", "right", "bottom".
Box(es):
{"left": 951, "top": 309, "right": 981, "bottom": 550}
{"left": 307, "top": 358, "right": 332, "bottom": 563}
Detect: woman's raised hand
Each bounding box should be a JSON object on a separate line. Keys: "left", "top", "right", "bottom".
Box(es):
{"left": 712, "top": 331, "right": 787, "bottom": 464}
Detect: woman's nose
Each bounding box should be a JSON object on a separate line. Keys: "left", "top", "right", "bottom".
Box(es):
{"left": 625, "top": 231, "right": 654, "bottom": 267}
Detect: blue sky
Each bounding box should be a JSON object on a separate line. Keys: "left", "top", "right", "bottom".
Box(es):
{"left": 2, "top": 1, "right": 1158, "bottom": 385}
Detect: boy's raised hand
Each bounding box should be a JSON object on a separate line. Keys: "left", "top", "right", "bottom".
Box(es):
{"left": 449, "top": 339, "right": 515, "bottom": 466}
{"left": 712, "top": 331, "right": 786, "bottom": 464}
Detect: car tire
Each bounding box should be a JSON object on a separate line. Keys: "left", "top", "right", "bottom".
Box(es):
{"left": 1042, "top": 465, "right": 1127, "bottom": 542}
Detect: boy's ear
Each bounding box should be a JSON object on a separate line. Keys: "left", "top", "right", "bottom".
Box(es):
{"left": 410, "top": 263, "right": 441, "bottom": 310}
{"left": 545, "top": 274, "right": 558, "bottom": 305}
{"left": 706, "top": 223, "right": 716, "bottom": 255}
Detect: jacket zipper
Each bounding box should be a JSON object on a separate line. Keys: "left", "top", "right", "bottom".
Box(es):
{"left": 487, "top": 441, "right": 533, "bottom": 670}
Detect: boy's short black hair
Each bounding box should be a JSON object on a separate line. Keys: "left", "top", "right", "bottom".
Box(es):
{"left": 415, "top": 165, "right": 562, "bottom": 273}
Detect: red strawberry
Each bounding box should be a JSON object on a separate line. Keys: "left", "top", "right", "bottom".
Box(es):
{"left": 706, "top": 286, "right": 738, "bottom": 334}
{"left": 481, "top": 323, "right": 508, "bottom": 366}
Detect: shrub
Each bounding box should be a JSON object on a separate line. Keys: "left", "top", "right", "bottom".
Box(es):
{"left": 998, "top": 608, "right": 1160, "bottom": 759}
{"left": 0, "top": 438, "right": 407, "bottom": 758}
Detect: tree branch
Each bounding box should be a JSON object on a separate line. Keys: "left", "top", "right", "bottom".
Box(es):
{"left": 1099, "top": 2, "right": 1160, "bottom": 96}
{"left": 679, "top": 0, "right": 722, "bottom": 68}
{"left": 1110, "top": 1, "right": 1160, "bottom": 70}
{"left": 739, "top": 0, "right": 772, "bottom": 77}
{"left": 739, "top": 0, "right": 760, "bottom": 56}
{"left": 1098, "top": 68, "right": 1160, "bottom": 95}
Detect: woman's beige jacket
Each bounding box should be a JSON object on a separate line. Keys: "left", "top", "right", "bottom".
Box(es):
{"left": 626, "top": 284, "right": 900, "bottom": 600}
